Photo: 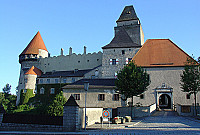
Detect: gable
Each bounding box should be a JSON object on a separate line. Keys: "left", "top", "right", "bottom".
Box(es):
{"left": 132, "top": 39, "right": 192, "bottom": 67}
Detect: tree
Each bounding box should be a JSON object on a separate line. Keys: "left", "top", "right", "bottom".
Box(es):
{"left": 2, "top": 84, "right": 11, "bottom": 98}
{"left": 47, "top": 91, "right": 66, "bottom": 116}
{"left": 115, "top": 61, "right": 150, "bottom": 106}
{"left": 180, "top": 57, "right": 200, "bottom": 116}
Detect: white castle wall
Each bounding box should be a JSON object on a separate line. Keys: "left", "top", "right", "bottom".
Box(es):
{"left": 38, "top": 49, "right": 48, "bottom": 58}
{"left": 24, "top": 74, "right": 37, "bottom": 90}
{"left": 39, "top": 52, "right": 102, "bottom": 73}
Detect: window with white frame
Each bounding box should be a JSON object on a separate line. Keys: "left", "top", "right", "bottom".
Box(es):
{"left": 40, "top": 87, "right": 45, "bottom": 94}
{"left": 47, "top": 79, "right": 50, "bottom": 84}
{"left": 74, "top": 94, "right": 80, "bottom": 100}
{"left": 55, "top": 79, "right": 59, "bottom": 83}
{"left": 72, "top": 78, "right": 75, "bottom": 83}
{"left": 40, "top": 79, "right": 43, "bottom": 84}
{"left": 63, "top": 79, "right": 67, "bottom": 83}
{"left": 110, "top": 59, "right": 118, "bottom": 65}
{"left": 50, "top": 88, "right": 55, "bottom": 94}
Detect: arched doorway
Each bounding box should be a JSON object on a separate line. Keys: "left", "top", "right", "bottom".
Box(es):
{"left": 159, "top": 94, "right": 171, "bottom": 109}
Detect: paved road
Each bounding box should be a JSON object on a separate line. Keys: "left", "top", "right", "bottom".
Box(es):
{"left": 1, "top": 111, "right": 200, "bottom": 135}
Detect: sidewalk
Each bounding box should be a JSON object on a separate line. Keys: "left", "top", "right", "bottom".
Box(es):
{"left": 86, "top": 118, "right": 143, "bottom": 130}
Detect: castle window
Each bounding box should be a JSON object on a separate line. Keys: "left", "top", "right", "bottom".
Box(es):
{"left": 50, "top": 88, "right": 55, "bottom": 94}
{"left": 110, "top": 59, "right": 119, "bottom": 65}
{"left": 140, "top": 94, "right": 144, "bottom": 99}
{"left": 186, "top": 94, "right": 190, "bottom": 99}
{"left": 63, "top": 79, "right": 67, "bottom": 83}
{"left": 55, "top": 79, "right": 59, "bottom": 83}
{"left": 97, "top": 59, "right": 99, "bottom": 61}
{"left": 87, "top": 60, "right": 89, "bottom": 62}
{"left": 113, "top": 94, "right": 119, "bottom": 101}
{"left": 74, "top": 94, "right": 80, "bottom": 100}
{"left": 98, "top": 94, "right": 105, "bottom": 101}
{"left": 40, "top": 87, "right": 45, "bottom": 94}
{"left": 47, "top": 79, "right": 50, "bottom": 84}
{"left": 122, "top": 50, "right": 125, "bottom": 55}
{"left": 72, "top": 78, "right": 75, "bottom": 83}
{"left": 78, "top": 61, "right": 80, "bottom": 63}
{"left": 40, "top": 79, "right": 43, "bottom": 84}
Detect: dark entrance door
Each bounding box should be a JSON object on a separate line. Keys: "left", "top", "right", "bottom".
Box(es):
{"left": 159, "top": 94, "right": 171, "bottom": 109}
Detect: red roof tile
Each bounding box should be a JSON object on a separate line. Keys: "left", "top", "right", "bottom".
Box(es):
{"left": 20, "top": 31, "right": 48, "bottom": 55}
{"left": 25, "top": 66, "right": 42, "bottom": 76}
{"left": 132, "top": 39, "right": 192, "bottom": 67}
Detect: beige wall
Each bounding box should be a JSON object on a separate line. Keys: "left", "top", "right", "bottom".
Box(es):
{"left": 133, "top": 67, "right": 200, "bottom": 106}
{"left": 63, "top": 89, "right": 124, "bottom": 108}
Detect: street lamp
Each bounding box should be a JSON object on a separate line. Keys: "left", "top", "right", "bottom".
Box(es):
{"left": 84, "top": 81, "right": 89, "bottom": 130}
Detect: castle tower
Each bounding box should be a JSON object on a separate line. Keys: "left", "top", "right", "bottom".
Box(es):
{"left": 16, "top": 31, "right": 48, "bottom": 105}
{"left": 101, "top": 5, "right": 143, "bottom": 78}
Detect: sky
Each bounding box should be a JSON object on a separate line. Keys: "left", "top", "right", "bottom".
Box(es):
{"left": 0, "top": 0, "right": 199, "bottom": 95}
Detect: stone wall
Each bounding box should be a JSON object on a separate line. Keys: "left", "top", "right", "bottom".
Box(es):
{"left": 117, "top": 103, "right": 156, "bottom": 118}
{"left": 63, "top": 106, "right": 79, "bottom": 131}
{"left": 0, "top": 123, "right": 63, "bottom": 131}
{"left": 40, "top": 52, "right": 102, "bottom": 73}
{"left": 102, "top": 47, "right": 140, "bottom": 78}
{"left": 177, "top": 104, "right": 200, "bottom": 116}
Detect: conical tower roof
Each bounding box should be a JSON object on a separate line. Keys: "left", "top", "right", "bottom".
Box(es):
{"left": 25, "top": 66, "right": 42, "bottom": 76}
{"left": 20, "top": 31, "right": 48, "bottom": 55}
{"left": 116, "top": 5, "right": 139, "bottom": 22}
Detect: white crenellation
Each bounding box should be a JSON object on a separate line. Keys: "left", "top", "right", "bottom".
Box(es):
{"left": 39, "top": 51, "right": 102, "bottom": 72}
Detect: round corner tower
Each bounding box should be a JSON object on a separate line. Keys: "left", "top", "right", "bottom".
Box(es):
{"left": 16, "top": 31, "right": 48, "bottom": 105}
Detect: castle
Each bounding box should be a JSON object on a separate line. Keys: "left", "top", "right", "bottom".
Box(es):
{"left": 17, "top": 6, "right": 200, "bottom": 109}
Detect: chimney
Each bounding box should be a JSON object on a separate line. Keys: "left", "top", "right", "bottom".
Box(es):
{"left": 69, "top": 47, "right": 72, "bottom": 55}
{"left": 61, "top": 48, "right": 64, "bottom": 56}
{"left": 84, "top": 46, "right": 86, "bottom": 54}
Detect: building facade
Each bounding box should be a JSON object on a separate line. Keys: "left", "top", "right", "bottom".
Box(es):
{"left": 16, "top": 5, "right": 199, "bottom": 109}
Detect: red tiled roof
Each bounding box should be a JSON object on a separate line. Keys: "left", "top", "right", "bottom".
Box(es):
{"left": 132, "top": 39, "right": 192, "bottom": 67}
{"left": 25, "top": 66, "right": 42, "bottom": 76}
{"left": 20, "top": 31, "right": 48, "bottom": 55}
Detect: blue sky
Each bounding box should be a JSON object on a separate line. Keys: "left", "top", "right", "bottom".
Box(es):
{"left": 0, "top": 0, "right": 199, "bottom": 94}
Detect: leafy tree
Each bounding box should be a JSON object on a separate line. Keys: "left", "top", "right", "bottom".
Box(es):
{"left": 47, "top": 91, "right": 66, "bottom": 116}
{"left": 180, "top": 57, "right": 200, "bottom": 115}
{"left": 2, "top": 84, "right": 11, "bottom": 98}
{"left": 115, "top": 61, "right": 150, "bottom": 106}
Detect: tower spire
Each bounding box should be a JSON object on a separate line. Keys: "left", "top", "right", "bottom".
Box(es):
{"left": 116, "top": 5, "right": 138, "bottom": 23}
